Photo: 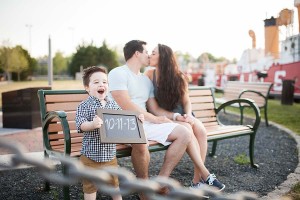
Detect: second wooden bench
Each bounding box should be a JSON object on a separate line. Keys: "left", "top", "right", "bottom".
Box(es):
{"left": 215, "top": 81, "right": 273, "bottom": 126}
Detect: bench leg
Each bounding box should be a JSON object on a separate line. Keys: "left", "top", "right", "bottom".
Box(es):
{"left": 209, "top": 141, "right": 218, "bottom": 157}
{"left": 239, "top": 106, "right": 244, "bottom": 125}
{"left": 62, "top": 165, "right": 71, "bottom": 200}
{"left": 44, "top": 151, "right": 50, "bottom": 191}
{"left": 264, "top": 107, "right": 269, "bottom": 126}
{"left": 249, "top": 134, "right": 259, "bottom": 168}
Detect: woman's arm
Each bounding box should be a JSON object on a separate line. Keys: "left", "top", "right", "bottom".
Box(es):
{"left": 111, "top": 90, "right": 171, "bottom": 124}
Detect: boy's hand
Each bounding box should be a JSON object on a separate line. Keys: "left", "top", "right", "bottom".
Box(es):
{"left": 93, "top": 115, "right": 103, "bottom": 129}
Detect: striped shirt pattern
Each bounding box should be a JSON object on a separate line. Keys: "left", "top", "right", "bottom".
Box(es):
{"left": 75, "top": 95, "right": 121, "bottom": 162}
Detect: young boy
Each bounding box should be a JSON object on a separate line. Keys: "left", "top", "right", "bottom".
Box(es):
{"left": 75, "top": 66, "right": 144, "bottom": 200}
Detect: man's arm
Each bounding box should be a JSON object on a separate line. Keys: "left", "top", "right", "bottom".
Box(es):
{"left": 111, "top": 90, "right": 171, "bottom": 123}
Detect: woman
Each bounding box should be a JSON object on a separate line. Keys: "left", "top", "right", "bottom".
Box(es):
{"left": 145, "top": 44, "right": 224, "bottom": 190}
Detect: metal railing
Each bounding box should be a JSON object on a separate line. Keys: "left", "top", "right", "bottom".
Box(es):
{"left": 0, "top": 138, "right": 258, "bottom": 200}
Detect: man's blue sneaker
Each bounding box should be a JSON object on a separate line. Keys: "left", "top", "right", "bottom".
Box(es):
{"left": 205, "top": 174, "right": 225, "bottom": 191}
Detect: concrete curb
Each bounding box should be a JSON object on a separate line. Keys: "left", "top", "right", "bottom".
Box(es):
{"left": 260, "top": 121, "right": 300, "bottom": 200}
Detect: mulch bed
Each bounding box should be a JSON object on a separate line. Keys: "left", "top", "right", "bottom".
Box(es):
{"left": 0, "top": 114, "right": 298, "bottom": 199}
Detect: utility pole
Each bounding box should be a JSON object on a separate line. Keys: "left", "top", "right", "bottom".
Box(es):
{"left": 48, "top": 36, "right": 53, "bottom": 87}
{"left": 25, "top": 24, "right": 32, "bottom": 54}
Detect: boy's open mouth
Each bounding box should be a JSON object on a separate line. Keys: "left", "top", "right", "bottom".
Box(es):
{"left": 98, "top": 88, "right": 105, "bottom": 94}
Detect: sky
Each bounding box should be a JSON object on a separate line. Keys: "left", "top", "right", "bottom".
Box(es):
{"left": 0, "top": 0, "right": 299, "bottom": 61}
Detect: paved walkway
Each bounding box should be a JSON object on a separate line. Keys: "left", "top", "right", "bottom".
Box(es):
{"left": 0, "top": 112, "right": 300, "bottom": 199}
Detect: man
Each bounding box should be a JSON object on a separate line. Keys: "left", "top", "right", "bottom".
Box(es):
{"left": 108, "top": 40, "right": 192, "bottom": 181}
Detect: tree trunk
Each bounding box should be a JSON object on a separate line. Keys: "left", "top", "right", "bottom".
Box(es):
{"left": 5, "top": 71, "right": 11, "bottom": 81}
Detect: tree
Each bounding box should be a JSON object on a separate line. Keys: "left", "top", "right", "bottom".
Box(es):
{"left": 0, "top": 45, "right": 36, "bottom": 81}
{"left": 18, "top": 46, "right": 37, "bottom": 80}
{"left": 9, "top": 46, "right": 29, "bottom": 81}
{"left": 0, "top": 46, "right": 12, "bottom": 81}
{"left": 68, "top": 43, "right": 99, "bottom": 77}
{"left": 197, "top": 52, "right": 228, "bottom": 63}
{"left": 68, "top": 41, "right": 119, "bottom": 77}
{"left": 97, "top": 41, "right": 119, "bottom": 72}
{"left": 53, "top": 51, "right": 68, "bottom": 75}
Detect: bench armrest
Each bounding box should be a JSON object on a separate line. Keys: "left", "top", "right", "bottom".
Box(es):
{"left": 42, "top": 111, "right": 72, "bottom": 155}
{"left": 239, "top": 90, "right": 267, "bottom": 100}
{"left": 215, "top": 98, "right": 261, "bottom": 132}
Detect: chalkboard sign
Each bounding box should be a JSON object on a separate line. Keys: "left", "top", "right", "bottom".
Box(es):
{"left": 97, "top": 109, "right": 146, "bottom": 144}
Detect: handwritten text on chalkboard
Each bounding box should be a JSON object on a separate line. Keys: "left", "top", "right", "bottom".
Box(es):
{"left": 97, "top": 109, "right": 146, "bottom": 144}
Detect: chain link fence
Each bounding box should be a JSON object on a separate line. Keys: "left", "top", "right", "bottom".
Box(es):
{"left": 0, "top": 138, "right": 259, "bottom": 200}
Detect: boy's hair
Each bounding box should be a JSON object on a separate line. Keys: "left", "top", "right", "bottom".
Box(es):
{"left": 82, "top": 66, "right": 107, "bottom": 87}
{"left": 123, "top": 40, "right": 147, "bottom": 61}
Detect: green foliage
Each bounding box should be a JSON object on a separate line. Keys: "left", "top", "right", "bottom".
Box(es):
{"left": 234, "top": 153, "right": 250, "bottom": 165}
{"left": 0, "top": 45, "right": 35, "bottom": 81}
{"left": 10, "top": 46, "right": 29, "bottom": 81}
{"left": 19, "top": 47, "right": 38, "bottom": 80}
{"left": 53, "top": 51, "right": 68, "bottom": 75}
{"left": 285, "top": 182, "right": 300, "bottom": 199}
{"left": 97, "top": 41, "right": 119, "bottom": 72}
{"left": 68, "top": 41, "right": 119, "bottom": 77}
{"left": 197, "top": 52, "right": 228, "bottom": 63}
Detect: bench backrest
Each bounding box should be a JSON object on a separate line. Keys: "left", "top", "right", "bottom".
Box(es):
{"left": 189, "top": 87, "right": 219, "bottom": 131}
{"left": 222, "top": 81, "right": 273, "bottom": 107}
{"left": 38, "top": 90, "right": 88, "bottom": 156}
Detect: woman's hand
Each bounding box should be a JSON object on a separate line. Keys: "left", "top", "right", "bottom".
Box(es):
{"left": 183, "top": 114, "right": 195, "bottom": 125}
{"left": 154, "top": 116, "right": 172, "bottom": 124}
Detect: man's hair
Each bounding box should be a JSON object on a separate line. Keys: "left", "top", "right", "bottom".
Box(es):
{"left": 123, "top": 40, "right": 147, "bottom": 61}
{"left": 82, "top": 66, "right": 107, "bottom": 87}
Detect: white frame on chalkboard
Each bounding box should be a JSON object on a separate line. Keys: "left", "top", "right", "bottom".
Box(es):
{"left": 97, "top": 109, "right": 147, "bottom": 144}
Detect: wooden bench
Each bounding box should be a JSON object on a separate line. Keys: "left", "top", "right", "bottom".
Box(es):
{"left": 215, "top": 81, "right": 273, "bottom": 126}
{"left": 37, "top": 86, "right": 261, "bottom": 199}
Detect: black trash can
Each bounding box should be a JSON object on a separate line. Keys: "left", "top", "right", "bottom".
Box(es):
{"left": 281, "top": 80, "right": 295, "bottom": 105}
{"left": 198, "top": 77, "right": 204, "bottom": 86}
{"left": 2, "top": 87, "right": 51, "bottom": 129}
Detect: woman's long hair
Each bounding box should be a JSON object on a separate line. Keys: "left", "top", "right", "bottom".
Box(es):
{"left": 156, "top": 44, "right": 187, "bottom": 111}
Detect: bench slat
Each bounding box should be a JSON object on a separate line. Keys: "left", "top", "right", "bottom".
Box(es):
{"left": 45, "top": 94, "right": 88, "bottom": 103}
{"left": 48, "top": 132, "right": 82, "bottom": 140}
{"left": 46, "top": 102, "right": 81, "bottom": 112}
{"left": 49, "top": 137, "right": 83, "bottom": 146}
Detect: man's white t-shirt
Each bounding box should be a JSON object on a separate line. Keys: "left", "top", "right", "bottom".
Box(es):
{"left": 108, "top": 65, "right": 154, "bottom": 111}
{"left": 108, "top": 65, "right": 177, "bottom": 146}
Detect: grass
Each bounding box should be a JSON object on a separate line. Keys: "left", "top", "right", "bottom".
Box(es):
{"left": 285, "top": 182, "right": 300, "bottom": 199}
{"left": 214, "top": 92, "right": 300, "bottom": 135}
{"left": 233, "top": 153, "right": 250, "bottom": 165}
